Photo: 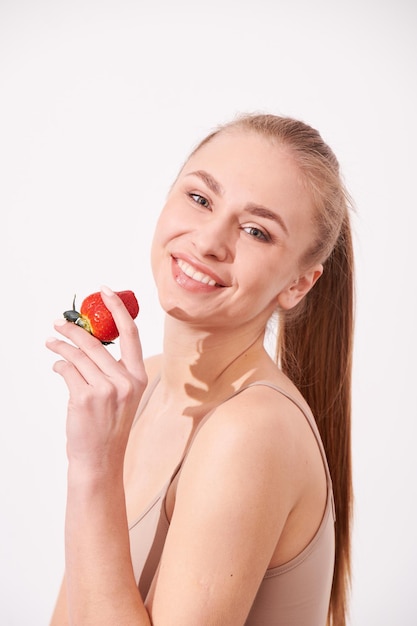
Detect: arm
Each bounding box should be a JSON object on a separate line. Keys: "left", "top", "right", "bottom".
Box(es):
{"left": 47, "top": 287, "right": 150, "bottom": 625}
{"left": 146, "top": 388, "right": 298, "bottom": 625}
{"left": 47, "top": 290, "right": 297, "bottom": 625}
{"left": 50, "top": 577, "right": 69, "bottom": 626}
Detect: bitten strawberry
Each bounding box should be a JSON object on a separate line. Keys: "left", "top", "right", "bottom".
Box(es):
{"left": 63, "top": 290, "right": 139, "bottom": 344}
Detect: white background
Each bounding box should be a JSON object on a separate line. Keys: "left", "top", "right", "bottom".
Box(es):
{"left": 1, "top": 1, "right": 416, "bottom": 624}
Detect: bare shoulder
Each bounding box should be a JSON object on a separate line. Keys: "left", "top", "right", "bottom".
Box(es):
{"left": 194, "top": 383, "right": 314, "bottom": 465}
{"left": 179, "top": 384, "right": 317, "bottom": 506}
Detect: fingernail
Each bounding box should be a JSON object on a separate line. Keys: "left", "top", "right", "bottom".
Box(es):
{"left": 101, "top": 285, "right": 114, "bottom": 296}
{"left": 54, "top": 318, "right": 67, "bottom": 327}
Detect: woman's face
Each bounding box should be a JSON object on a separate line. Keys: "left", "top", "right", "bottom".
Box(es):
{"left": 151, "top": 129, "right": 321, "bottom": 330}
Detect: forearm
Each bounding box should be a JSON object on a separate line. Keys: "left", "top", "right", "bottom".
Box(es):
{"left": 65, "top": 466, "right": 151, "bottom": 626}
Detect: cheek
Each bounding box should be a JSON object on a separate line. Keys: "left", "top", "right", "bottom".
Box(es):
{"left": 241, "top": 254, "right": 293, "bottom": 303}
{"left": 150, "top": 211, "right": 171, "bottom": 259}
{"left": 152, "top": 203, "right": 188, "bottom": 245}
{"left": 150, "top": 213, "right": 166, "bottom": 277}
{"left": 150, "top": 207, "right": 184, "bottom": 278}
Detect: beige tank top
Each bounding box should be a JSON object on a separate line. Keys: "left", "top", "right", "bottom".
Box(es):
{"left": 128, "top": 377, "right": 336, "bottom": 625}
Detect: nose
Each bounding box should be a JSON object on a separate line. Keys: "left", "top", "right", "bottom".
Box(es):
{"left": 192, "top": 213, "right": 235, "bottom": 262}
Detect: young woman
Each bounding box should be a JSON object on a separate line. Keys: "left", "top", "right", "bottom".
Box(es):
{"left": 47, "top": 114, "right": 354, "bottom": 626}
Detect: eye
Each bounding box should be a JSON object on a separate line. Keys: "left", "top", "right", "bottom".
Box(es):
{"left": 242, "top": 226, "right": 270, "bottom": 242}
{"left": 189, "top": 193, "right": 210, "bottom": 208}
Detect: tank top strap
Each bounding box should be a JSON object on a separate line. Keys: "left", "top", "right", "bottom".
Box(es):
{"left": 242, "top": 381, "right": 333, "bottom": 482}
{"left": 131, "top": 375, "right": 335, "bottom": 522}
{"left": 180, "top": 380, "right": 336, "bottom": 521}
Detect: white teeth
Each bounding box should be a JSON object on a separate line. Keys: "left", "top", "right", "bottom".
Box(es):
{"left": 177, "top": 259, "right": 217, "bottom": 286}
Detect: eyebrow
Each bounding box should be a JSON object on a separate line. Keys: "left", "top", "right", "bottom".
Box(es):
{"left": 245, "top": 204, "right": 289, "bottom": 237}
{"left": 186, "top": 170, "right": 224, "bottom": 196}
{"left": 186, "top": 169, "right": 289, "bottom": 236}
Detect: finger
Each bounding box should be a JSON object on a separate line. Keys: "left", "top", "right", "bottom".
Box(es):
{"left": 52, "top": 357, "right": 91, "bottom": 392}
{"left": 51, "top": 318, "right": 124, "bottom": 374}
{"left": 46, "top": 335, "right": 109, "bottom": 386}
{"left": 100, "top": 286, "right": 145, "bottom": 378}
{"left": 49, "top": 319, "right": 144, "bottom": 395}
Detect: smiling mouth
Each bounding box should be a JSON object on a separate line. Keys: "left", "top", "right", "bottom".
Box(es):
{"left": 176, "top": 258, "right": 224, "bottom": 287}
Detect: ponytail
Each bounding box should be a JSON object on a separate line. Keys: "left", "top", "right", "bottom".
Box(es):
{"left": 278, "top": 215, "right": 354, "bottom": 626}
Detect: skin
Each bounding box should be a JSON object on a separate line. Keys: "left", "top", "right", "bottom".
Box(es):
{"left": 47, "top": 129, "right": 326, "bottom": 625}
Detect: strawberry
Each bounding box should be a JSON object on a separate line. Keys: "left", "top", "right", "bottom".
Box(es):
{"left": 63, "top": 290, "right": 139, "bottom": 344}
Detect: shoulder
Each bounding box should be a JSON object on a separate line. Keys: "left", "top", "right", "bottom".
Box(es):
{"left": 197, "top": 383, "right": 309, "bottom": 461}
{"left": 179, "top": 384, "right": 310, "bottom": 508}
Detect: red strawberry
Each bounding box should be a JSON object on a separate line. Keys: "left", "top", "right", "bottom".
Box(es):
{"left": 63, "top": 290, "right": 139, "bottom": 344}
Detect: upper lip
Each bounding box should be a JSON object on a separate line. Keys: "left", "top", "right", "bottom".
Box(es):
{"left": 172, "top": 253, "right": 228, "bottom": 287}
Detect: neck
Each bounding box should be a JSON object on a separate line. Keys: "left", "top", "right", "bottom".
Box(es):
{"left": 158, "top": 314, "right": 270, "bottom": 407}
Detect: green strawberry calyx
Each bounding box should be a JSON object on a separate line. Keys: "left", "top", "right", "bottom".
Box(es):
{"left": 63, "top": 295, "right": 102, "bottom": 340}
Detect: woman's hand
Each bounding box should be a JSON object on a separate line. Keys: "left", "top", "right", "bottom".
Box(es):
{"left": 47, "top": 287, "right": 151, "bottom": 625}
{"left": 46, "top": 286, "right": 148, "bottom": 477}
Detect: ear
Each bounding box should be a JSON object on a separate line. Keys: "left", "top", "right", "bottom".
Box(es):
{"left": 277, "top": 264, "right": 323, "bottom": 310}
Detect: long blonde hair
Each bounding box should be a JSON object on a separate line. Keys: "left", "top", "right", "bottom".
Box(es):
{"left": 193, "top": 114, "right": 355, "bottom": 626}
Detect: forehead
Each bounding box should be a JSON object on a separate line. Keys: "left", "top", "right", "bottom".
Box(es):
{"left": 181, "top": 130, "right": 312, "bottom": 213}
{"left": 187, "top": 129, "right": 288, "bottom": 171}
